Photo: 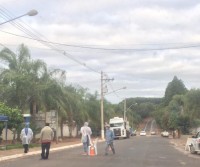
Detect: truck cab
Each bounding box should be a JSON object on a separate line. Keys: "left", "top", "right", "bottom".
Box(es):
{"left": 109, "top": 117, "right": 130, "bottom": 139}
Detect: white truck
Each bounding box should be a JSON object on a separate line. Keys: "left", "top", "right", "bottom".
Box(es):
{"left": 109, "top": 117, "right": 130, "bottom": 139}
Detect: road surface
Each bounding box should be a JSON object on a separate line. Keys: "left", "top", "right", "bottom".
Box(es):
{"left": 1, "top": 136, "right": 199, "bottom": 167}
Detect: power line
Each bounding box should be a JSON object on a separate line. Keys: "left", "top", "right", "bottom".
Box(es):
{"left": 1, "top": 30, "right": 200, "bottom": 52}
{"left": 1, "top": 6, "right": 200, "bottom": 52}
{"left": 0, "top": 6, "right": 100, "bottom": 74}
{"left": 107, "top": 82, "right": 124, "bottom": 99}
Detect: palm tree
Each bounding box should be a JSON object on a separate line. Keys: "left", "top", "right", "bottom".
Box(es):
{"left": 0, "top": 44, "right": 32, "bottom": 112}
{"left": 0, "top": 44, "right": 105, "bottom": 139}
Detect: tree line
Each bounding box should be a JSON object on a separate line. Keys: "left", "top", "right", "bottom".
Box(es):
{"left": 122, "top": 76, "right": 200, "bottom": 134}
{"left": 0, "top": 44, "right": 115, "bottom": 141}
{"left": 153, "top": 76, "right": 200, "bottom": 134}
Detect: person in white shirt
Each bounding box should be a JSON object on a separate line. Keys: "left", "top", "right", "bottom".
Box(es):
{"left": 80, "top": 122, "right": 92, "bottom": 155}
{"left": 20, "top": 123, "right": 33, "bottom": 153}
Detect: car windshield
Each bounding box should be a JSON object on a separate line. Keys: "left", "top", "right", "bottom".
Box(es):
{"left": 110, "top": 123, "right": 123, "bottom": 127}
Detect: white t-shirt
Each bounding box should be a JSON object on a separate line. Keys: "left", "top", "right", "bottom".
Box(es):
{"left": 80, "top": 126, "right": 92, "bottom": 143}
{"left": 20, "top": 128, "right": 33, "bottom": 144}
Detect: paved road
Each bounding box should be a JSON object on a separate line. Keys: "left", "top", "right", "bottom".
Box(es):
{"left": 1, "top": 136, "right": 199, "bottom": 167}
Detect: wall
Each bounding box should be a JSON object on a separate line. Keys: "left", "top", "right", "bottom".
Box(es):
{"left": 1, "top": 124, "right": 78, "bottom": 141}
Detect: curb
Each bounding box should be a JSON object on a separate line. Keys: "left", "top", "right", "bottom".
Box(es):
{"left": 0, "top": 143, "right": 82, "bottom": 162}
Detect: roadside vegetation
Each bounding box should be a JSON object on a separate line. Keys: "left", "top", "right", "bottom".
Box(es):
{"left": 0, "top": 44, "right": 200, "bottom": 144}
{"left": 123, "top": 76, "right": 200, "bottom": 135}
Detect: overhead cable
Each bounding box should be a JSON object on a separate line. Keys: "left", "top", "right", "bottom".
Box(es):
{"left": 0, "top": 29, "right": 200, "bottom": 52}
{"left": 0, "top": 6, "right": 100, "bottom": 74}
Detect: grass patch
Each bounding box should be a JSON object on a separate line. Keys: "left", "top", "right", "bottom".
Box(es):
{"left": 0, "top": 143, "right": 40, "bottom": 150}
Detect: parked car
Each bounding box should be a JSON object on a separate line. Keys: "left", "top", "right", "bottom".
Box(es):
{"left": 150, "top": 131, "right": 156, "bottom": 135}
{"left": 189, "top": 131, "right": 200, "bottom": 154}
{"left": 161, "top": 131, "right": 169, "bottom": 137}
{"left": 140, "top": 130, "right": 146, "bottom": 136}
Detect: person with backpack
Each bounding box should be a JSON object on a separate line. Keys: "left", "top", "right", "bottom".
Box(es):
{"left": 20, "top": 123, "right": 33, "bottom": 153}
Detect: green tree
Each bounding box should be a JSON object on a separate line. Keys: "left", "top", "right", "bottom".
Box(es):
{"left": 0, "top": 102, "right": 23, "bottom": 142}
{"left": 184, "top": 89, "right": 200, "bottom": 120}
{"left": 167, "top": 112, "right": 178, "bottom": 130}
{"left": 161, "top": 110, "right": 169, "bottom": 130}
{"left": 137, "top": 102, "right": 155, "bottom": 119}
{"left": 164, "top": 76, "right": 187, "bottom": 105}
{"left": 168, "top": 95, "right": 185, "bottom": 113}
{"left": 0, "top": 44, "right": 32, "bottom": 112}
{"left": 177, "top": 115, "right": 190, "bottom": 134}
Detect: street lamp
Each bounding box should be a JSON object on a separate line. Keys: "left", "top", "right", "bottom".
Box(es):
{"left": 0, "top": 9, "right": 38, "bottom": 25}
{"left": 124, "top": 98, "right": 137, "bottom": 122}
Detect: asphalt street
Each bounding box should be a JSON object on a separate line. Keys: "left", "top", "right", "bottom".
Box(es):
{"left": 1, "top": 135, "right": 199, "bottom": 167}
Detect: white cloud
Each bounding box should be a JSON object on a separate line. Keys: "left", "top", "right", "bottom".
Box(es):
{"left": 1, "top": 0, "right": 200, "bottom": 103}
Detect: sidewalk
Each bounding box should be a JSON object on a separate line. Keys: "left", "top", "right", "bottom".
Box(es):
{"left": 169, "top": 135, "right": 189, "bottom": 152}
{"left": 0, "top": 138, "right": 82, "bottom": 162}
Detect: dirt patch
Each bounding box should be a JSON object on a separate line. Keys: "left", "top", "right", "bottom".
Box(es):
{"left": 170, "top": 136, "right": 188, "bottom": 152}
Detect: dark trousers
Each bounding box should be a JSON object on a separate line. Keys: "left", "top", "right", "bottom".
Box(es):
{"left": 105, "top": 142, "right": 115, "bottom": 154}
{"left": 23, "top": 144, "right": 29, "bottom": 153}
{"left": 41, "top": 142, "right": 51, "bottom": 159}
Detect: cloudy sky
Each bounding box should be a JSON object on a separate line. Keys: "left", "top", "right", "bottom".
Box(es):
{"left": 1, "top": 0, "right": 200, "bottom": 104}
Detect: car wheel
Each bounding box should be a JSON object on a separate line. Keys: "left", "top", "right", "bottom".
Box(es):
{"left": 189, "top": 145, "right": 197, "bottom": 154}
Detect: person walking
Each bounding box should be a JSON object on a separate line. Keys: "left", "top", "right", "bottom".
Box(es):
{"left": 80, "top": 122, "right": 92, "bottom": 155}
{"left": 20, "top": 123, "right": 33, "bottom": 153}
{"left": 105, "top": 124, "right": 115, "bottom": 156}
{"left": 40, "top": 123, "right": 54, "bottom": 160}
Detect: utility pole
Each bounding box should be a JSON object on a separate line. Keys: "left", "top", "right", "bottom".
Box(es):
{"left": 100, "top": 71, "right": 104, "bottom": 140}
{"left": 56, "top": 109, "right": 59, "bottom": 144}
{"left": 100, "top": 71, "right": 114, "bottom": 140}
{"left": 124, "top": 98, "right": 126, "bottom": 121}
